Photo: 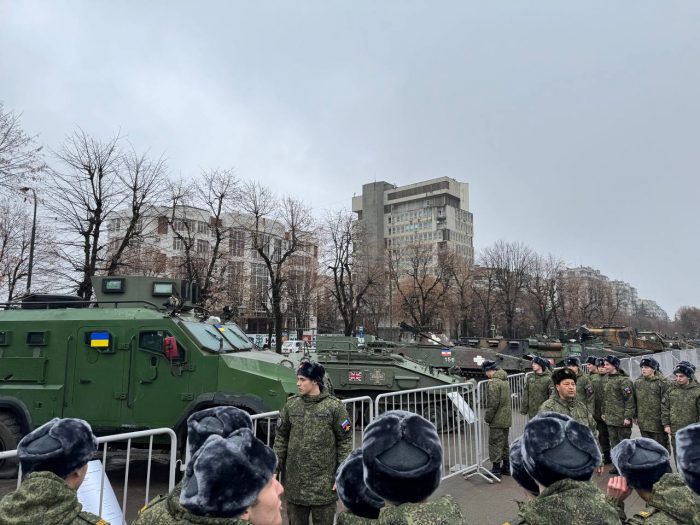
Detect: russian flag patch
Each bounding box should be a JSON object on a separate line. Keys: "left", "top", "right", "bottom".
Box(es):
{"left": 341, "top": 418, "right": 352, "bottom": 432}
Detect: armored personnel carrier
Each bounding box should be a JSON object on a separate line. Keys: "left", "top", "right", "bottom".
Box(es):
{"left": 0, "top": 275, "right": 297, "bottom": 476}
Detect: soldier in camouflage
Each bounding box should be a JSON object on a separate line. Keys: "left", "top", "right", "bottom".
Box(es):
{"left": 564, "top": 356, "right": 595, "bottom": 415}
{"left": 591, "top": 357, "right": 612, "bottom": 463}
{"left": 274, "top": 361, "right": 352, "bottom": 525}
{"left": 0, "top": 418, "right": 107, "bottom": 525}
{"left": 483, "top": 360, "right": 513, "bottom": 479}
{"left": 661, "top": 362, "right": 700, "bottom": 457}
{"left": 538, "top": 367, "right": 598, "bottom": 436}
{"left": 602, "top": 355, "right": 636, "bottom": 474}
{"left": 520, "top": 355, "right": 553, "bottom": 419}
{"left": 633, "top": 357, "right": 670, "bottom": 451}
{"left": 374, "top": 495, "right": 463, "bottom": 525}
{"left": 606, "top": 437, "right": 700, "bottom": 524}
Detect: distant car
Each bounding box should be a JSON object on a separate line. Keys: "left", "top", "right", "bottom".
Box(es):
{"left": 281, "top": 340, "right": 309, "bottom": 354}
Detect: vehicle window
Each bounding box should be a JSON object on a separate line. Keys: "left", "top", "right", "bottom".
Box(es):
{"left": 139, "top": 330, "right": 167, "bottom": 353}
{"left": 181, "top": 321, "right": 240, "bottom": 353}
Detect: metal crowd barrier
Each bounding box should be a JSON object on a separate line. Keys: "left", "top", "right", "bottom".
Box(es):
{"left": 0, "top": 428, "right": 177, "bottom": 525}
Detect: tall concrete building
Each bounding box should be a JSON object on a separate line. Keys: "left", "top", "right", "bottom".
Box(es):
{"left": 351, "top": 176, "right": 474, "bottom": 265}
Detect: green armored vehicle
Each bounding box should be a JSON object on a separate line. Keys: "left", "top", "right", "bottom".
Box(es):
{"left": 0, "top": 275, "right": 297, "bottom": 476}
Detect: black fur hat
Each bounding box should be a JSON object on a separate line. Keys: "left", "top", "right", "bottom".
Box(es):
{"left": 639, "top": 357, "right": 660, "bottom": 371}
{"left": 551, "top": 367, "right": 578, "bottom": 385}
{"left": 531, "top": 355, "right": 551, "bottom": 370}
{"left": 676, "top": 423, "right": 700, "bottom": 495}
{"left": 563, "top": 356, "right": 581, "bottom": 367}
{"left": 509, "top": 438, "right": 539, "bottom": 496}
{"left": 674, "top": 362, "right": 696, "bottom": 379}
{"left": 521, "top": 412, "right": 601, "bottom": 487}
{"left": 180, "top": 429, "right": 277, "bottom": 518}
{"left": 679, "top": 360, "right": 696, "bottom": 371}
{"left": 17, "top": 418, "right": 97, "bottom": 478}
{"left": 362, "top": 410, "right": 442, "bottom": 503}
{"left": 296, "top": 361, "right": 326, "bottom": 390}
{"left": 585, "top": 356, "right": 598, "bottom": 366}
{"left": 595, "top": 357, "right": 605, "bottom": 367}
{"left": 336, "top": 448, "right": 384, "bottom": 519}
{"left": 187, "top": 406, "right": 253, "bottom": 455}
{"left": 611, "top": 438, "right": 671, "bottom": 491}
{"left": 481, "top": 360, "right": 498, "bottom": 373}
{"left": 605, "top": 355, "right": 621, "bottom": 369}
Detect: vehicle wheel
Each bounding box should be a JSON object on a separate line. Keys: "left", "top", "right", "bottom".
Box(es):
{"left": 0, "top": 412, "right": 21, "bottom": 479}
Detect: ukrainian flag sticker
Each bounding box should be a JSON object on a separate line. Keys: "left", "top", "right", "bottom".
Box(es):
{"left": 90, "top": 331, "right": 110, "bottom": 348}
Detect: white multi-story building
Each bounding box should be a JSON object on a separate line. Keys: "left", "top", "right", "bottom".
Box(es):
{"left": 351, "top": 176, "right": 474, "bottom": 266}
{"left": 106, "top": 205, "right": 318, "bottom": 336}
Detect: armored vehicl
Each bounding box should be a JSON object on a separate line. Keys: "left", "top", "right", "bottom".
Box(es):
{"left": 0, "top": 275, "right": 297, "bottom": 476}
{"left": 573, "top": 325, "right": 692, "bottom": 356}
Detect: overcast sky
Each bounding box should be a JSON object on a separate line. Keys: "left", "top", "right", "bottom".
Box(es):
{"left": 1, "top": 1, "right": 698, "bottom": 316}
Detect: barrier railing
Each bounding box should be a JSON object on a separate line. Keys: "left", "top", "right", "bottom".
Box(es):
{"left": 374, "top": 382, "right": 486, "bottom": 482}
{"left": 0, "top": 428, "right": 177, "bottom": 525}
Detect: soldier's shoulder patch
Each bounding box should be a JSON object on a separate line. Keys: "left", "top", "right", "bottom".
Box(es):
{"left": 341, "top": 418, "right": 352, "bottom": 432}
{"left": 96, "top": 520, "right": 108, "bottom": 525}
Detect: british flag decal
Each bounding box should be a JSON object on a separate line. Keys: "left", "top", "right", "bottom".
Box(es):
{"left": 348, "top": 371, "right": 363, "bottom": 382}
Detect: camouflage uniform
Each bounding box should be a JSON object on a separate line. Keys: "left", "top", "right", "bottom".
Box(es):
{"left": 375, "top": 494, "right": 464, "bottom": 525}
{"left": 591, "top": 372, "right": 611, "bottom": 460}
{"left": 505, "top": 478, "right": 621, "bottom": 525}
{"left": 273, "top": 391, "right": 352, "bottom": 525}
{"left": 485, "top": 369, "right": 513, "bottom": 464}
{"left": 576, "top": 369, "right": 595, "bottom": 415}
{"left": 634, "top": 371, "right": 671, "bottom": 450}
{"left": 520, "top": 370, "right": 553, "bottom": 419}
{"left": 0, "top": 471, "right": 108, "bottom": 525}
{"left": 132, "top": 487, "right": 245, "bottom": 524}
{"left": 660, "top": 379, "right": 700, "bottom": 455}
{"left": 336, "top": 510, "right": 377, "bottom": 524}
{"left": 615, "top": 473, "right": 700, "bottom": 524}
{"left": 603, "top": 369, "right": 636, "bottom": 451}
{"left": 538, "top": 394, "right": 597, "bottom": 435}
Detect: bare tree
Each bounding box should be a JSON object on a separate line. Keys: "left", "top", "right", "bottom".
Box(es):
{"left": 285, "top": 254, "right": 319, "bottom": 339}
{"left": 445, "top": 253, "right": 475, "bottom": 338}
{"left": 674, "top": 306, "right": 700, "bottom": 338}
{"left": 388, "top": 243, "right": 451, "bottom": 330}
{"left": 0, "top": 103, "right": 45, "bottom": 192}
{"left": 322, "top": 209, "right": 380, "bottom": 336}
{"left": 481, "top": 240, "right": 534, "bottom": 337}
{"left": 526, "top": 253, "right": 564, "bottom": 335}
{"left": 470, "top": 264, "right": 498, "bottom": 336}
{"left": 238, "top": 181, "right": 314, "bottom": 352}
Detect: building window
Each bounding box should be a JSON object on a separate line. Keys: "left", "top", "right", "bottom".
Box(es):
{"left": 173, "top": 237, "right": 184, "bottom": 251}
{"left": 229, "top": 229, "right": 246, "bottom": 257}
{"left": 196, "top": 239, "right": 210, "bottom": 254}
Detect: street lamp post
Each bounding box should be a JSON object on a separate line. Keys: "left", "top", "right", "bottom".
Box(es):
{"left": 20, "top": 187, "right": 37, "bottom": 295}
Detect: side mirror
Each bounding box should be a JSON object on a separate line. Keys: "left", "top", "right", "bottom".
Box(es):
{"left": 164, "top": 336, "right": 179, "bottom": 360}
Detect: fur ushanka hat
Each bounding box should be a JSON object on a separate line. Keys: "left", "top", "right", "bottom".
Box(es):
{"left": 296, "top": 361, "right": 326, "bottom": 390}
{"left": 17, "top": 418, "right": 97, "bottom": 478}
{"left": 639, "top": 357, "right": 660, "bottom": 371}
{"left": 563, "top": 356, "right": 581, "bottom": 368}
{"left": 521, "top": 412, "right": 601, "bottom": 487}
{"left": 611, "top": 438, "right": 671, "bottom": 491}
{"left": 605, "top": 355, "right": 621, "bottom": 369}
{"left": 362, "top": 410, "right": 442, "bottom": 503}
{"left": 509, "top": 438, "right": 539, "bottom": 496}
{"left": 531, "top": 355, "right": 551, "bottom": 370}
{"left": 585, "top": 356, "right": 598, "bottom": 366}
{"left": 674, "top": 362, "right": 696, "bottom": 379}
{"left": 180, "top": 429, "right": 277, "bottom": 518}
{"left": 187, "top": 406, "right": 253, "bottom": 455}
{"left": 551, "top": 367, "right": 578, "bottom": 385}
{"left": 676, "top": 423, "right": 700, "bottom": 495}
{"left": 336, "top": 448, "right": 385, "bottom": 519}
{"left": 481, "top": 360, "right": 498, "bottom": 373}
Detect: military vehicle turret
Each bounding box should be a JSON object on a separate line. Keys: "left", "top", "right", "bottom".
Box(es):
{"left": 572, "top": 325, "right": 692, "bottom": 356}
{"left": 0, "top": 275, "right": 297, "bottom": 476}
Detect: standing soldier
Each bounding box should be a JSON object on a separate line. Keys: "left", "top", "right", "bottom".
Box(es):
{"left": 520, "top": 355, "right": 553, "bottom": 419}
{"left": 661, "top": 361, "right": 700, "bottom": 460}
{"left": 482, "top": 360, "right": 512, "bottom": 479}
{"left": 601, "top": 355, "right": 636, "bottom": 475}
{"left": 590, "top": 357, "right": 612, "bottom": 464}
{"left": 563, "top": 356, "right": 595, "bottom": 415}
{"left": 274, "top": 362, "right": 352, "bottom": 525}
{"left": 539, "top": 367, "right": 597, "bottom": 435}
{"left": 633, "top": 356, "right": 671, "bottom": 451}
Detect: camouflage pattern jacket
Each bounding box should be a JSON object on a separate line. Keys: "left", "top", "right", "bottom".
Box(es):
{"left": 603, "top": 370, "right": 636, "bottom": 427}
{"left": 375, "top": 494, "right": 464, "bottom": 525}
{"left": 511, "top": 478, "right": 621, "bottom": 525}
{"left": 132, "top": 488, "right": 244, "bottom": 524}
{"left": 273, "top": 391, "right": 352, "bottom": 506}
{"left": 617, "top": 473, "right": 700, "bottom": 524}
{"left": 520, "top": 370, "right": 553, "bottom": 419}
{"left": 576, "top": 370, "right": 595, "bottom": 415}
{"left": 486, "top": 369, "right": 513, "bottom": 428}
{"left": 634, "top": 372, "right": 670, "bottom": 433}
{"left": 591, "top": 373, "right": 609, "bottom": 420}
{"left": 538, "top": 395, "right": 597, "bottom": 435}
{"left": 0, "top": 471, "right": 108, "bottom": 525}
{"left": 660, "top": 379, "right": 700, "bottom": 433}
{"left": 336, "top": 510, "right": 378, "bottom": 524}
